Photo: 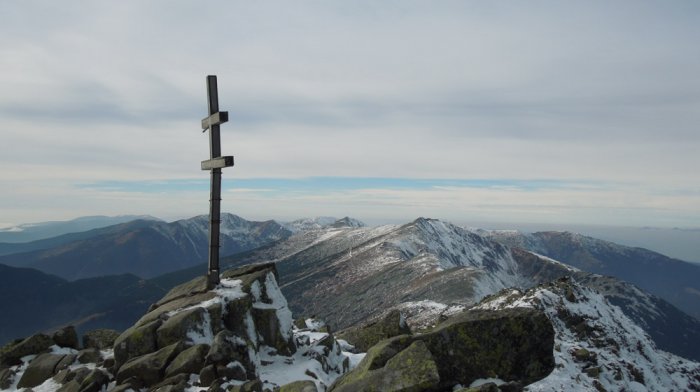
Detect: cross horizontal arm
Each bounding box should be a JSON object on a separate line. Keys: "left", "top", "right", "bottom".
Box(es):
{"left": 201, "top": 156, "right": 234, "bottom": 170}
{"left": 201, "top": 111, "right": 229, "bottom": 130}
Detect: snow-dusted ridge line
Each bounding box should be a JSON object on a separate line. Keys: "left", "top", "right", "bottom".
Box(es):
{"left": 477, "top": 280, "right": 700, "bottom": 391}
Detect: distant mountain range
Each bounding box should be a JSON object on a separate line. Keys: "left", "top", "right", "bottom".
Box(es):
{"left": 0, "top": 214, "right": 291, "bottom": 280}
{"left": 0, "top": 263, "right": 166, "bottom": 345}
{"left": 479, "top": 229, "right": 700, "bottom": 320}
{"left": 0, "top": 215, "right": 160, "bottom": 243}
{"left": 207, "top": 217, "right": 700, "bottom": 361}
{"left": 0, "top": 214, "right": 698, "bottom": 364}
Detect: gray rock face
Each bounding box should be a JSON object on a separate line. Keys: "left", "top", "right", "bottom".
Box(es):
{"left": 55, "top": 368, "right": 109, "bottom": 392}
{"left": 205, "top": 331, "right": 255, "bottom": 380}
{"left": 251, "top": 307, "right": 294, "bottom": 356}
{"left": 330, "top": 307, "right": 554, "bottom": 391}
{"left": 157, "top": 307, "right": 207, "bottom": 347}
{"left": 280, "top": 380, "right": 318, "bottom": 392}
{"left": 331, "top": 338, "right": 439, "bottom": 392}
{"left": 164, "top": 343, "right": 209, "bottom": 378}
{"left": 417, "top": 307, "right": 555, "bottom": 387}
{"left": 0, "top": 333, "right": 53, "bottom": 367}
{"left": 0, "top": 368, "right": 16, "bottom": 389}
{"left": 17, "top": 353, "right": 66, "bottom": 388}
{"left": 82, "top": 329, "right": 120, "bottom": 350}
{"left": 77, "top": 348, "right": 101, "bottom": 364}
{"left": 113, "top": 319, "right": 162, "bottom": 370}
{"left": 2, "top": 262, "right": 355, "bottom": 392}
{"left": 52, "top": 326, "right": 79, "bottom": 350}
{"left": 116, "top": 342, "right": 185, "bottom": 386}
{"left": 337, "top": 309, "right": 411, "bottom": 352}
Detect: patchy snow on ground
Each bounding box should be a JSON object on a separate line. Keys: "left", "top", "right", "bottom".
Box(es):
{"left": 477, "top": 280, "right": 700, "bottom": 391}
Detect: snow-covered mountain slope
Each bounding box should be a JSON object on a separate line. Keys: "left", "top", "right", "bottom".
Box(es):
{"left": 480, "top": 229, "right": 700, "bottom": 321}
{"left": 476, "top": 278, "right": 700, "bottom": 391}
{"left": 222, "top": 218, "right": 567, "bottom": 329}
{"left": 220, "top": 217, "right": 700, "bottom": 362}
{"left": 281, "top": 217, "right": 365, "bottom": 233}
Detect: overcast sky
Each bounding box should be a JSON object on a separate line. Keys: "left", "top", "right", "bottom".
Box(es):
{"left": 1, "top": 1, "right": 699, "bottom": 228}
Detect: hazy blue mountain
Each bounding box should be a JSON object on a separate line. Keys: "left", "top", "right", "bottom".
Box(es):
{"left": 480, "top": 229, "right": 700, "bottom": 320}
{"left": 0, "top": 219, "right": 159, "bottom": 256}
{"left": 2, "top": 216, "right": 698, "bottom": 365}
{"left": 0, "top": 262, "right": 166, "bottom": 345}
{"left": 0, "top": 215, "right": 160, "bottom": 243}
{"left": 0, "top": 213, "right": 291, "bottom": 280}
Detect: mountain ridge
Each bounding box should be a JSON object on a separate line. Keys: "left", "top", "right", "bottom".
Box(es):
{"left": 0, "top": 213, "right": 291, "bottom": 280}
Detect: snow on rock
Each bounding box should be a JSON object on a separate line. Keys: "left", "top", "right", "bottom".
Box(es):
{"left": 392, "top": 300, "right": 466, "bottom": 331}
{"left": 476, "top": 278, "right": 700, "bottom": 391}
{"left": 0, "top": 263, "right": 360, "bottom": 392}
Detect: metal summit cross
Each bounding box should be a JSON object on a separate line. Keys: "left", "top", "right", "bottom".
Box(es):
{"left": 200, "top": 75, "right": 234, "bottom": 289}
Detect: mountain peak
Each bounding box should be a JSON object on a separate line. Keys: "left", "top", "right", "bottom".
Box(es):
{"left": 282, "top": 216, "right": 364, "bottom": 232}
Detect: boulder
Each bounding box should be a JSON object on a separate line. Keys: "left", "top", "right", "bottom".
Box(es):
{"left": 157, "top": 306, "right": 208, "bottom": 347}
{"left": 110, "top": 384, "right": 138, "bottom": 392}
{"left": 55, "top": 368, "right": 109, "bottom": 392}
{"left": 228, "top": 379, "right": 263, "bottom": 392}
{"left": 83, "top": 329, "right": 120, "bottom": 350}
{"left": 0, "top": 368, "right": 16, "bottom": 389}
{"left": 164, "top": 343, "right": 210, "bottom": 378}
{"left": 205, "top": 331, "right": 256, "bottom": 379}
{"left": 330, "top": 339, "right": 439, "bottom": 392}
{"left": 113, "top": 319, "right": 162, "bottom": 370}
{"left": 116, "top": 342, "right": 185, "bottom": 386}
{"left": 53, "top": 326, "right": 79, "bottom": 350}
{"left": 455, "top": 383, "right": 500, "bottom": 392}
{"left": 153, "top": 276, "right": 209, "bottom": 309}
{"left": 77, "top": 348, "right": 102, "bottom": 364}
{"left": 330, "top": 307, "right": 554, "bottom": 391}
{"left": 150, "top": 373, "right": 190, "bottom": 392}
{"left": 251, "top": 307, "right": 294, "bottom": 356}
{"left": 54, "top": 366, "right": 92, "bottom": 392}
{"left": 57, "top": 379, "right": 81, "bottom": 392}
{"left": 337, "top": 310, "right": 411, "bottom": 352}
{"left": 279, "top": 380, "right": 318, "bottom": 392}
{"left": 223, "top": 296, "right": 254, "bottom": 339}
{"left": 0, "top": 333, "right": 53, "bottom": 367}
{"left": 216, "top": 361, "right": 247, "bottom": 381}
{"left": 55, "top": 354, "right": 77, "bottom": 373}
{"left": 17, "top": 353, "right": 66, "bottom": 388}
{"left": 221, "top": 262, "right": 279, "bottom": 282}
{"left": 76, "top": 369, "right": 110, "bottom": 392}
{"left": 198, "top": 364, "right": 217, "bottom": 388}
{"left": 137, "top": 291, "right": 218, "bottom": 328}
{"left": 416, "top": 308, "right": 554, "bottom": 387}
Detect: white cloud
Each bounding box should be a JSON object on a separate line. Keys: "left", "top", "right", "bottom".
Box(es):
{"left": 0, "top": 1, "right": 698, "bottom": 227}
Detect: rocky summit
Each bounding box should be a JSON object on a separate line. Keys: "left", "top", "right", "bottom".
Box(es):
{"left": 0, "top": 261, "right": 590, "bottom": 392}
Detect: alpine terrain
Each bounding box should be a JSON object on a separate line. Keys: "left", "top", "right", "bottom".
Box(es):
{"left": 0, "top": 216, "right": 698, "bottom": 391}
{"left": 0, "top": 214, "right": 291, "bottom": 280}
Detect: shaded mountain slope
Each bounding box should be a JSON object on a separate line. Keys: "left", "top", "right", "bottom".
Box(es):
{"left": 0, "top": 215, "right": 159, "bottom": 244}
{"left": 482, "top": 229, "right": 700, "bottom": 320}
{"left": 0, "top": 263, "right": 165, "bottom": 345}
{"left": 0, "top": 214, "right": 291, "bottom": 280}
{"left": 212, "top": 218, "right": 700, "bottom": 361}
{"left": 477, "top": 279, "right": 700, "bottom": 391}
{"left": 0, "top": 219, "right": 158, "bottom": 256}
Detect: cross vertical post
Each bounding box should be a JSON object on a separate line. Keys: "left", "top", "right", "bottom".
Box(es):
{"left": 201, "top": 75, "right": 234, "bottom": 289}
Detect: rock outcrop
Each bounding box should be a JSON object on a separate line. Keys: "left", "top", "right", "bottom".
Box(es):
{"left": 111, "top": 262, "right": 298, "bottom": 387}
{"left": 330, "top": 307, "right": 554, "bottom": 391}
{"left": 337, "top": 309, "right": 411, "bottom": 353}
{"left": 0, "top": 262, "right": 352, "bottom": 392}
